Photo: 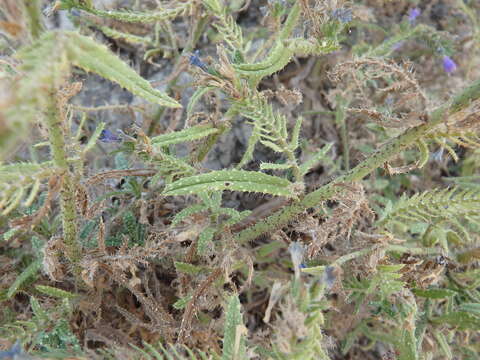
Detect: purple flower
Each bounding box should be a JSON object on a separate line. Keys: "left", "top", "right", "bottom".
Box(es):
{"left": 408, "top": 8, "right": 421, "bottom": 23}
{"left": 442, "top": 55, "right": 457, "bottom": 73}
{"left": 99, "top": 129, "right": 121, "bottom": 143}
{"left": 189, "top": 50, "right": 208, "bottom": 71}
{"left": 392, "top": 41, "right": 404, "bottom": 51}
{"left": 332, "top": 8, "right": 353, "bottom": 23}
{"left": 322, "top": 266, "right": 336, "bottom": 290}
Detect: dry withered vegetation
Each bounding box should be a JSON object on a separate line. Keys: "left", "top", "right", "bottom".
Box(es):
{"left": 1, "top": 0, "right": 480, "bottom": 359}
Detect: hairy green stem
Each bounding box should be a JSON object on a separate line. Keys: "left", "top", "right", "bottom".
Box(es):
{"left": 22, "top": 0, "right": 44, "bottom": 39}
{"left": 45, "top": 99, "right": 81, "bottom": 268}
{"left": 281, "top": 139, "right": 302, "bottom": 182}
{"left": 235, "top": 79, "right": 480, "bottom": 244}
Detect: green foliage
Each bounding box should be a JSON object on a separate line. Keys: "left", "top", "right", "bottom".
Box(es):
{"left": 299, "top": 143, "right": 333, "bottom": 177}
{"left": 0, "top": 162, "right": 53, "bottom": 215}
{"left": 198, "top": 227, "right": 216, "bottom": 254}
{"left": 6, "top": 259, "right": 42, "bottom": 299}
{"left": 35, "top": 285, "right": 77, "bottom": 300}
{"left": 221, "top": 295, "right": 246, "bottom": 360}
{"left": 0, "top": 296, "right": 80, "bottom": 354}
{"left": 163, "top": 170, "right": 297, "bottom": 198}
{"left": 2, "top": 1, "right": 480, "bottom": 359}
{"left": 377, "top": 187, "right": 480, "bottom": 245}
{"left": 203, "top": 0, "right": 244, "bottom": 53}
{"left": 64, "top": 31, "right": 180, "bottom": 107}
{"left": 151, "top": 125, "right": 220, "bottom": 148}
{"left": 233, "top": 97, "right": 302, "bottom": 176}
{"left": 59, "top": 0, "right": 189, "bottom": 23}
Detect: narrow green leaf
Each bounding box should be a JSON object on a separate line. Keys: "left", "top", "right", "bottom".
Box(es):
{"left": 299, "top": 143, "right": 333, "bottom": 176}
{"left": 260, "top": 162, "right": 293, "bottom": 170}
{"left": 198, "top": 227, "right": 216, "bottom": 254}
{"left": 433, "top": 330, "right": 453, "bottom": 360}
{"left": 30, "top": 296, "right": 48, "bottom": 323}
{"left": 66, "top": 31, "right": 180, "bottom": 108}
{"left": 289, "top": 116, "right": 303, "bottom": 151}
{"left": 174, "top": 262, "right": 204, "bottom": 275}
{"left": 84, "top": 122, "right": 105, "bottom": 153}
{"left": 35, "top": 285, "right": 77, "bottom": 299}
{"left": 459, "top": 303, "right": 480, "bottom": 316}
{"left": 173, "top": 295, "right": 193, "bottom": 310}
{"left": 222, "top": 295, "right": 246, "bottom": 360}
{"left": 412, "top": 288, "right": 457, "bottom": 299}
{"left": 163, "top": 170, "right": 296, "bottom": 198}
{"left": 7, "top": 260, "right": 41, "bottom": 298}
{"left": 431, "top": 311, "right": 480, "bottom": 330}
{"left": 260, "top": 140, "right": 284, "bottom": 153}
{"left": 187, "top": 87, "right": 215, "bottom": 119}
{"left": 171, "top": 204, "right": 208, "bottom": 226}
{"left": 151, "top": 124, "right": 219, "bottom": 147}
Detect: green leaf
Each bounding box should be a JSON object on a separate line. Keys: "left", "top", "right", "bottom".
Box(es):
{"left": 79, "top": 3, "right": 187, "bottom": 23}
{"left": 30, "top": 296, "right": 48, "bottom": 323}
{"left": 259, "top": 162, "right": 293, "bottom": 170}
{"left": 412, "top": 288, "right": 457, "bottom": 299}
{"left": 377, "top": 264, "right": 405, "bottom": 272}
{"left": 198, "top": 227, "right": 216, "bottom": 254}
{"left": 299, "top": 143, "right": 333, "bottom": 176}
{"left": 151, "top": 124, "right": 219, "bottom": 147}
{"left": 163, "top": 170, "right": 296, "bottom": 198}
{"left": 65, "top": 31, "right": 180, "bottom": 108}
{"left": 173, "top": 295, "right": 193, "bottom": 310}
{"left": 289, "top": 116, "right": 303, "bottom": 151}
{"left": 35, "top": 285, "right": 77, "bottom": 299}
{"left": 174, "top": 262, "right": 204, "bottom": 275}
{"left": 7, "top": 260, "right": 41, "bottom": 298}
{"left": 431, "top": 311, "right": 480, "bottom": 330}
{"left": 3, "top": 228, "right": 19, "bottom": 241}
{"left": 433, "top": 330, "right": 453, "bottom": 360}
{"left": 171, "top": 204, "right": 208, "bottom": 226}
{"left": 301, "top": 265, "right": 326, "bottom": 275}
{"left": 260, "top": 140, "right": 284, "bottom": 153}
{"left": 459, "top": 303, "right": 480, "bottom": 316}
{"left": 187, "top": 87, "right": 215, "bottom": 119}
{"left": 222, "top": 295, "right": 246, "bottom": 360}
{"left": 84, "top": 122, "right": 105, "bottom": 153}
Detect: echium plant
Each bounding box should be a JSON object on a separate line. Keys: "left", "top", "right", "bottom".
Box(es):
{"left": 1, "top": 0, "right": 480, "bottom": 358}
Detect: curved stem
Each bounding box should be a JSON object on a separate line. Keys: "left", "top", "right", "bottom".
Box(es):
{"left": 234, "top": 79, "right": 480, "bottom": 244}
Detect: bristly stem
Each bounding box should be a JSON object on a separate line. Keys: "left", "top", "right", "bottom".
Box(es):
{"left": 22, "top": 0, "right": 44, "bottom": 39}
{"left": 45, "top": 94, "right": 81, "bottom": 270}
{"left": 235, "top": 79, "right": 480, "bottom": 244}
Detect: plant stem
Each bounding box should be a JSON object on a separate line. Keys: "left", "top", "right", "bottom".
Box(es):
{"left": 235, "top": 79, "right": 480, "bottom": 244}
{"left": 22, "top": 0, "right": 44, "bottom": 39}
{"left": 45, "top": 97, "right": 81, "bottom": 268}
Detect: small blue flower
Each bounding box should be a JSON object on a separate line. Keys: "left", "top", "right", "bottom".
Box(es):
{"left": 331, "top": 8, "right": 353, "bottom": 24}
{"left": 323, "top": 265, "right": 337, "bottom": 290}
{"left": 392, "top": 41, "right": 404, "bottom": 51}
{"left": 431, "top": 148, "right": 444, "bottom": 162}
{"left": 408, "top": 8, "right": 421, "bottom": 23}
{"left": 189, "top": 50, "right": 208, "bottom": 71}
{"left": 442, "top": 55, "right": 457, "bottom": 73}
{"left": 99, "top": 129, "right": 122, "bottom": 143}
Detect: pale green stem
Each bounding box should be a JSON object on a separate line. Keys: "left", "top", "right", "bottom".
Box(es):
{"left": 235, "top": 79, "right": 480, "bottom": 244}
{"left": 22, "top": 0, "right": 44, "bottom": 39}
{"left": 45, "top": 99, "right": 81, "bottom": 268}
